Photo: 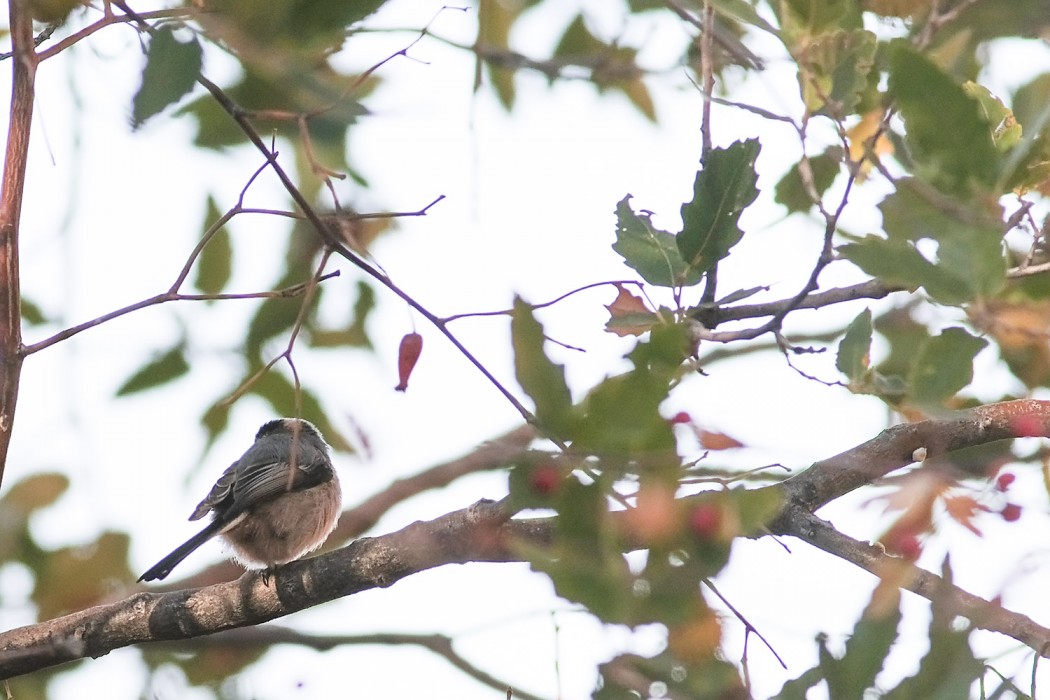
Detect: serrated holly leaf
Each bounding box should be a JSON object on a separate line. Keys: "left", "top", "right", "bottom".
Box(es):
{"left": 887, "top": 44, "right": 999, "bottom": 196}
{"left": 677, "top": 139, "right": 761, "bottom": 273}
{"left": 116, "top": 345, "right": 190, "bottom": 396}
{"left": 613, "top": 195, "right": 702, "bottom": 288}
{"left": 836, "top": 308, "right": 873, "bottom": 382}
{"left": 131, "top": 26, "right": 202, "bottom": 129}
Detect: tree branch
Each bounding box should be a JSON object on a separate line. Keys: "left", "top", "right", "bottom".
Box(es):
{"left": 0, "top": 499, "right": 552, "bottom": 678}
{"left": 0, "top": 0, "right": 37, "bottom": 486}
{"left": 774, "top": 399, "right": 1049, "bottom": 513}
{"left": 4, "top": 401, "right": 1049, "bottom": 677}
{"left": 141, "top": 425, "right": 536, "bottom": 589}
{"left": 772, "top": 508, "right": 1050, "bottom": 655}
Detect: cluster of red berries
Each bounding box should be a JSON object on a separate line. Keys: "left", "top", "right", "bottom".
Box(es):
{"left": 994, "top": 472, "right": 1022, "bottom": 522}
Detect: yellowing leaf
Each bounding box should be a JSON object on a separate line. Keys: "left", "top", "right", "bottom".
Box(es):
{"left": 697, "top": 429, "right": 745, "bottom": 450}
{"left": 847, "top": 109, "right": 893, "bottom": 181}
{"left": 668, "top": 611, "right": 723, "bottom": 665}
{"left": 943, "top": 494, "right": 989, "bottom": 536}
{"left": 604, "top": 284, "right": 658, "bottom": 337}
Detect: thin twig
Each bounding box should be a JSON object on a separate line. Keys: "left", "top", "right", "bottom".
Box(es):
{"left": 120, "top": 0, "right": 543, "bottom": 431}
{"left": 704, "top": 577, "right": 787, "bottom": 669}
{"left": 157, "top": 626, "right": 549, "bottom": 700}
{"left": 23, "top": 272, "right": 340, "bottom": 356}
{"left": 442, "top": 280, "right": 641, "bottom": 323}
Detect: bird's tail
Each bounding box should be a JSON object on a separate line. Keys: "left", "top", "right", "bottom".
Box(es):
{"left": 137, "top": 519, "right": 224, "bottom": 582}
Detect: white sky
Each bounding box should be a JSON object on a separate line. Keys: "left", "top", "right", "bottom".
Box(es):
{"left": 3, "top": 1, "right": 1050, "bottom": 698}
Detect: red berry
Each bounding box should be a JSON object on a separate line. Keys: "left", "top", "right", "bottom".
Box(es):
{"left": 530, "top": 465, "right": 562, "bottom": 496}
{"left": 1001, "top": 503, "right": 1022, "bottom": 522}
{"left": 670, "top": 411, "right": 692, "bottom": 425}
{"left": 995, "top": 472, "right": 1016, "bottom": 491}
{"left": 689, "top": 503, "right": 722, "bottom": 539}
{"left": 887, "top": 533, "right": 922, "bottom": 561}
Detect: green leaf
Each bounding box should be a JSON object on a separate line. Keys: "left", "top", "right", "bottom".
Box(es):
{"left": 774, "top": 149, "right": 841, "bottom": 214}
{"left": 612, "top": 195, "right": 702, "bottom": 288}
{"left": 732, "top": 485, "right": 784, "bottom": 534}
{"left": 116, "top": 345, "right": 190, "bottom": 396}
{"left": 530, "top": 478, "right": 636, "bottom": 624}
{"left": 677, "top": 139, "right": 761, "bottom": 274}
{"left": 709, "top": 0, "right": 778, "bottom": 34}
{"left": 841, "top": 178, "right": 1006, "bottom": 305}
{"left": 887, "top": 44, "right": 1000, "bottom": 196}
{"left": 250, "top": 370, "right": 354, "bottom": 453}
{"left": 831, "top": 588, "right": 902, "bottom": 699}
{"left": 199, "top": 0, "right": 382, "bottom": 55}
{"left": 573, "top": 369, "right": 675, "bottom": 461}
{"left": 0, "top": 473, "right": 69, "bottom": 513}
{"left": 962, "top": 82, "right": 1023, "bottom": 151}
{"left": 880, "top": 179, "right": 1006, "bottom": 301}
{"left": 778, "top": 0, "right": 861, "bottom": 47}
{"left": 200, "top": 398, "right": 231, "bottom": 456}
{"left": 836, "top": 309, "right": 872, "bottom": 381}
{"left": 773, "top": 666, "right": 825, "bottom": 699}
{"left": 554, "top": 14, "right": 603, "bottom": 58}
{"left": 35, "top": 532, "right": 132, "bottom": 618}
{"left": 194, "top": 197, "right": 232, "bottom": 297}
{"left": 883, "top": 602, "right": 982, "bottom": 696}
{"left": 999, "top": 74, "right": 1050, "bottom": 192}
{"left": 909, "top": 328, "right": 987, "bottom": 406}
{"left": 511, "top": 298, "right": 574, "bottom": 436}
{"left": 838, "top": 236, "right": 953, "bottom": 297}
{"left": 310, "top": 280, "right": 376, "bottom": 349}
{"left": 21, "top": 297, "right": 47, "bottom": 325}
{"left": 131, "top": 26, "right": 203, "bottom": 129}
{"left": 246, "top": 295, "right": 302, "bottom": 360}
{"left": 286, "top": 0, "right": 384, "bottom": 39}
{"left": 477, "top": 0, "right": 518, "bottom": 108}
{"left": 796, "top": 29, "right": 877, "bottom": 118}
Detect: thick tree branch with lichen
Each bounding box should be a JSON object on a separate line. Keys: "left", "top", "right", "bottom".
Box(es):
{"left": 4, "top": 401, "right": 1050, "bottom": 677}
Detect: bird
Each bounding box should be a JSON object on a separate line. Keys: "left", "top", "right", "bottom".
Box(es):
{"left": 138, "top": 418, "right": 342, "bottom": 582}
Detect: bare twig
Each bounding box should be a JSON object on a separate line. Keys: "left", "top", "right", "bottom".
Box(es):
{"left": 22, "top": 271, "right": 340, "bottom": 356}
{"left": 703, "top": 577, "right": 786, "bottom": 669}
{"left": 442, "top": 280, "right": 641, "bottom": 323}
{"left": 158, "top": 626, "right": 548, "bottom": 700}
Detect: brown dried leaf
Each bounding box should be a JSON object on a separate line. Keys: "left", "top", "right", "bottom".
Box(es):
{"left": 604, "top": 284, "right": 657, "bottom": 337}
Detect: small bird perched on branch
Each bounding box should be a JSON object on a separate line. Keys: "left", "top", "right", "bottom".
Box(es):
{"left": 138, "top": 418, "right": 342, "bottom": 582}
